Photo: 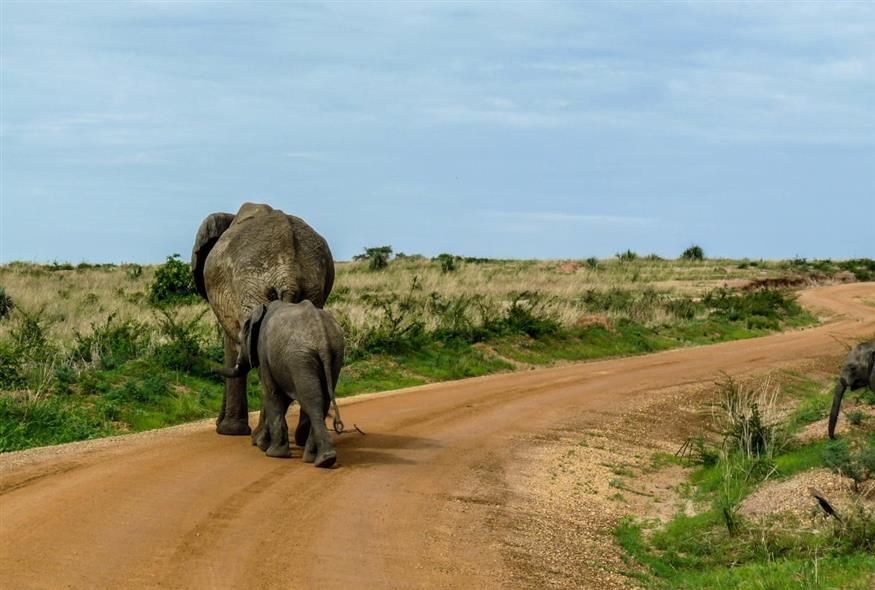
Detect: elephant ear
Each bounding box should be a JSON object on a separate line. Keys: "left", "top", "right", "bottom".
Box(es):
{"left": 191, "top": 213, "right": 235, "bottom": 300}
{"left": 248, "top": 304, "right": 267, "bottom": 369}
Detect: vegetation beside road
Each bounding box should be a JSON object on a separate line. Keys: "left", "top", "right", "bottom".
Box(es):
{"left": 614, "top": 372, "right": 875, "bottom": 589}
{"left": 1, "top": 253, "right": 868, "bottom": 452}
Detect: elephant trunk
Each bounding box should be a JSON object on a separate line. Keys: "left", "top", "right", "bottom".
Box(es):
{"left": 213, "top": 363, "right": 250, "bottom": 379}
{"left": 828, "top": 378, "right": 847, "bottom": 439}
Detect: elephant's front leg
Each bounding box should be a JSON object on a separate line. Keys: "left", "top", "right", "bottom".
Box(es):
{"left": 217, "top": 331, "right": 251, "bottom": 436}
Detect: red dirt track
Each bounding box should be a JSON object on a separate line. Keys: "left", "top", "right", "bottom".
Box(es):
{"left": 1, "top": 283, "right": 874, "bottom": 589}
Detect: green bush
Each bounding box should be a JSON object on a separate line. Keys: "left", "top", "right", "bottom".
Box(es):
{"left": 681, "top": 244, "right": 705, "bottom": 260}
{"left": 617, "top": 249, "right": 638, "bottom": 262}
{"left": 152, "top": 308, "right": 208, "bottom": 372}
{"left": 703, "top": 288, "right": 802, "bottom": 325}
{"left": 148, "top": 254, "right": 198, "bottom": 305}
{"left": 0, "top": 286, "right": 13, "bottom": 319}
{"left": 73, "top": 313, "right": 151, "bottom": 369}
{"left": 435, "top": 253, "right": 457, "bottom": 273}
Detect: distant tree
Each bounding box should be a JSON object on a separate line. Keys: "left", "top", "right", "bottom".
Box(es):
{"left": 354, "top": 246, "right": 393, "bottom": 271}
{"left": 435, "top": 253, "right": 457, "bottom": 273}
{"left": 585, "top": 257, "right": 599, "bottom": 270}
{"left": 681, "top": 245, "right": 705, "bottom": 261}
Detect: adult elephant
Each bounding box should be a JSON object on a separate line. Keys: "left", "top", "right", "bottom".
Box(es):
{"left": 192, "top": 202, "right": 335, "bottom": 437}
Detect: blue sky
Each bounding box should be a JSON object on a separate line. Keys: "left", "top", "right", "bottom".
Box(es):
{"left": 2, "top": 2, "right": 873, "bottom": 263}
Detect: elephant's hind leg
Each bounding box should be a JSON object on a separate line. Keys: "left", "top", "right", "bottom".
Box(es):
{"left": 217, "top": 332, "right": 251, "bottom": 436}
{"left": 292, "top": 369, "right": 336, "bottom": 468}
{"left": 262, "top": 381, "right": 292, "bottom": 459}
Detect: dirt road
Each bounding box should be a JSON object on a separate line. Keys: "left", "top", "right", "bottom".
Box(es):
{"left": 2, "top": 283, "right": 874, "bottom": 589}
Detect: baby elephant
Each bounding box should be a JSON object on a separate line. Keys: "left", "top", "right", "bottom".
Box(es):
{"left": 215, "top": 300, "right": 344, "bottom": 467}
{"left": 828, "top": 339, "right": 875, "bottom": 439}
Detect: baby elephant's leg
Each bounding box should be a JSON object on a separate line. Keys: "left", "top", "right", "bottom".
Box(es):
{"left": 292, "top": 368, "right": 336, "bottom": 468}
{"left": 262, "top": 381, "right": 291, "bottom": 459}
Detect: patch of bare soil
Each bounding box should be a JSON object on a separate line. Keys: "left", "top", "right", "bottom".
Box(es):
{"left": 796, "top": 403, "right": 875, "bottom": 444}
{"left": 555, "top": 261, "right": 582, "bottom": 274}
{"left": 490, "top": 384, "right": 714, "bottom": 589}
{"left": 740, "top": 468, "right": 874, "bottom": 527}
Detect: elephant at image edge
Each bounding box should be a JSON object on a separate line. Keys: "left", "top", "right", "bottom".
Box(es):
{"left": 828, "top": 339, "right": 875, "bottom": 439}
{"left": 215, "top": 300, "right": 344, "bottom": 467}
{"left": 192, "top": 202, "right": 335, "bottom": 437}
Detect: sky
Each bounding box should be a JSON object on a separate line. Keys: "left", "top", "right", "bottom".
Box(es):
{"left": 1, "top": 2, "right": 873, "bottom": 263}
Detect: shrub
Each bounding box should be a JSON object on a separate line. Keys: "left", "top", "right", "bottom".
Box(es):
{"left": 435, "top": 253, "right": 457, "bottom": 273}
{"left": 73, "top": 313, "right": 150, "bottom": 369}
{"left": 585, "top": 257, "right": 599, "bottom": 270}
{"left": 681, "top": 245, "right": 704, "bottom": 261}
{"left": 703, "top": 288, "right": 802, "bottom": 327}
{"left": 148, "top": 254, "right": 198, "bottom": 305}
{"left": 53, "top": 364, "right": 76, "bottom": 395}
{"left": 617, "top": 249, "right": 638, "bottom": 262}
{"left": 0, "top": 341, "right": 23, "bottom": 388}
{"left": 152, "top": 308, "right": 208, "bottom": 372}
{"left": 354, "top": 246, "right": 393, "bottom": 271}
{"left": 0, "top": 286, "right": 13, "bottom": 319}
{"left": 489, "top": 292, "right": 561, "bottom": 338}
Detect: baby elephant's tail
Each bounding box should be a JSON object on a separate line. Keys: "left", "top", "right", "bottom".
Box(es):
{"left": 319, "top": 351, "right": 344, "bottom": 434}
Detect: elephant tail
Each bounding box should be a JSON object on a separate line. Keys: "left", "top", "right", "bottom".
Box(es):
{"left": 319, "top": 351, "right": 344, "bottom": 434}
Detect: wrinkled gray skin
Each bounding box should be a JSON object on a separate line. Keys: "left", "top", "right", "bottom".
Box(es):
{"left": 215, "top": 301, "right": 344, "bottom": 467}
{"left": 192, "top": 202, "right": 334, "bottom": 438}
{"left": 828, "top": 339, "right": 875, "bottom": 439}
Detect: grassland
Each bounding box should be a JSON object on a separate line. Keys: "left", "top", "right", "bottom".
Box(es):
{"left": 614, "top": 371, "right": 875, "bottom": 589}
{"left": 1, "top": 255, "right": 871, "bottom": 452}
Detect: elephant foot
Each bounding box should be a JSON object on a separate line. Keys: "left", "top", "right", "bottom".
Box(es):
{"left": 266, "top": 444, "right": 292, "bottom": 459}
{"left": 302, "top": 436, "right": 318, "bottom": 463}
{"left": 294, "top": 416, "right": 311, "bottom": 448}
{"left": 216, "top": 418, "right": 251, "bottom": 436}
{"left": 314, "top": 450, "right": 336, "bottom": 469}
{"left": 252, "top": 428, "right": 270, "bottom": 451}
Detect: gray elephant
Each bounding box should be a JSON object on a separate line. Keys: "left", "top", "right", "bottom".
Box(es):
{"left": 828, "top": 339, "right": 875, "bottom": 439}
{"left": 193, "top": 202, "right": 334, "bottom": 438}
{"left": 215, "top": 301, "right": 345, "bottom": 467}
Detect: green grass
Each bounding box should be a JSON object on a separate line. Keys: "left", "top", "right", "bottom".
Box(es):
{"left": 618, "top": 518, "right": 875, "bottom": 590}
{"left": 614, "top": 373, "right": 875, "bottom": 589}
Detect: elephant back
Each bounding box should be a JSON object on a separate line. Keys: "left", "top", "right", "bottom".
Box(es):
{"left": 194, "top": 203, "right": 334, "bottom": 337}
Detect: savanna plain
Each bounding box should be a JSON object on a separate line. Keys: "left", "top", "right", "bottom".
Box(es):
{"left": 1, "top": 253, "right": 874, "bottom": 589}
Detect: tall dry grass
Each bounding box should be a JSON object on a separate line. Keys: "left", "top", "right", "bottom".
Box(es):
{"left": 0, "top": 256, "right": 801, "bottom": 347}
